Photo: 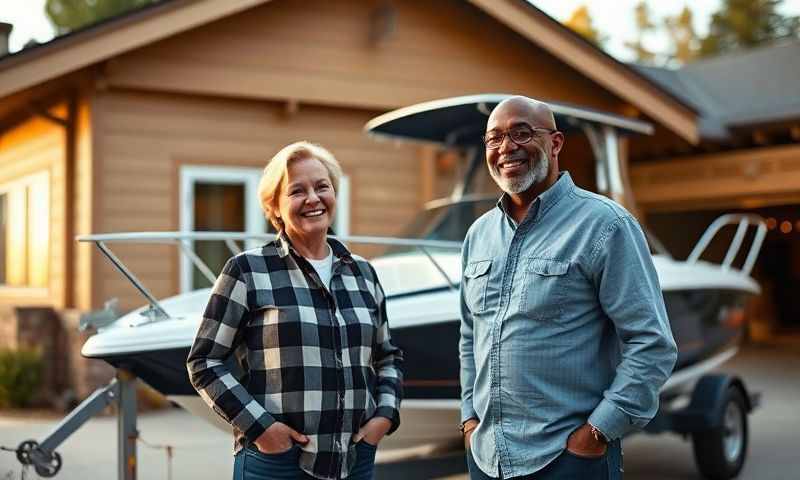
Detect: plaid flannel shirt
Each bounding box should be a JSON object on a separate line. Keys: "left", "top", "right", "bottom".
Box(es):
{"left": 187, "top": 233, "right": 403, "bottom": 479}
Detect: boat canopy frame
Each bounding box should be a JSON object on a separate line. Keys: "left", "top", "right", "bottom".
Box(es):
{"left": 77, "top": 232, "right": 462, "bottom": 324}
{"left": 364, "top": 93, "right": 653, "bottom": 207}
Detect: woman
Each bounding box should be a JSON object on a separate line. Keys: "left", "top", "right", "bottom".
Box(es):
{"left": 187, "top": 141, "right": 403, "bottom": 480}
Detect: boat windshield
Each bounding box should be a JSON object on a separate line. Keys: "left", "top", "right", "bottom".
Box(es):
{"left": 390, "top": 195, "right": 671, "bottom": 257}
{"left": 404, "top": 198, "right": 496, "bottom": 241}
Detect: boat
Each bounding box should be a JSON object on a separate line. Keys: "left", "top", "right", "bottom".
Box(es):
{"left": 80, "top": 95, "right": 766, "bottom": 462}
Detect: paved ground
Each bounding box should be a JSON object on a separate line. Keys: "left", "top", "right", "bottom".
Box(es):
{"left": 0, "top": 343, "right": 797, "bottom": 479}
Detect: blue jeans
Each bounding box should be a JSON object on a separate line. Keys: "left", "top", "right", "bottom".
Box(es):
{"left": 466, "top": 440, "right": 623, "bottom": 480}
{"left": 233, "top": 442, "right": 377, "bottom": 480}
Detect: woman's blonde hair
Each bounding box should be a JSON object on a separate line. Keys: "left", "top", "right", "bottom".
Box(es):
{"left": 258, "top": 141, "right": 342, "bottom": 231}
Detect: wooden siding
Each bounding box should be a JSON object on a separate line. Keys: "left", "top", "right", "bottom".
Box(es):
{"left": 92, "top": 90, "right": 423, "bottom": 311}
{"left": 631, "top": 144, "right": 800, "bottom": 212}
{"left": 0, "top": 107, "right": 66, "bottom": 306}
{"left": 105, "top": 0, "right": 622, "bottom": 114}
{"left": 73, "top": 99, "right": 94, "bottom": 310}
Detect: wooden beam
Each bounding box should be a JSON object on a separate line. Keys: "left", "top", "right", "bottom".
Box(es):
{"left": 468, "top": 0, "right": 699, "bottom": 144}
{"left": 631, "top": 144, "right": 800, "bottom": 210}
{"left": 0, "top": 0, "right": 272, "bottom": 99}
{"left": 419, "top": 146, "right": 436, "bottom": 205}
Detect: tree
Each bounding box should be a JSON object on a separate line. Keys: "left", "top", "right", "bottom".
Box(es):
{"left": 699, "top": 0, "right": 800, "bottom": 57}
{"left": 46, "top": 0, "right": 161, "bottom": 34}
{"left": 564, "top": 5, "right": 606, "bottom": 47}
{"left": 664, "top": 6, "right": 700, "bottom": 64}
{"left": 625, "top": 1, "right": 658, "bottom": 64}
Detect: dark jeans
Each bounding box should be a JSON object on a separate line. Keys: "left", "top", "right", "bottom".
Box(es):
{"left": 233, "top": 442, "right": 377, "bottom": 480}
{"left": 466, "top": 440, "right": 623, "bottom": 480}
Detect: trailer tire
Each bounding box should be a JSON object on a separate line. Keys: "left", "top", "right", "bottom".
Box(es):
{"left": 691, "top": 386, "right": 748, "bottom": 480}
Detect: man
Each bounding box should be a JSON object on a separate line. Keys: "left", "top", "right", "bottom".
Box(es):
{"left": 459, "top": 96, "right": 678, "bottom": 480}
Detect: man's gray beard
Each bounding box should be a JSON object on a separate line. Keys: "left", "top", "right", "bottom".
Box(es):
{"left": 491, "top": 150, "right": 550, "bottom": 195}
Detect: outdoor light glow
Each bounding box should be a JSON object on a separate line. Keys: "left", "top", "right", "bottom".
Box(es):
{"left": 766, "top": 217, "right": 777, "bottom": 230}
{"left": 780, "top": 221, "right": 792, "bottom": 234}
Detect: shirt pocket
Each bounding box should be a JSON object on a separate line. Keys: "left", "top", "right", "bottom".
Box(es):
{"left": 520, "top": 257, "right": 569, "bottom": 322}
{"left": 463, "top": 259, "right": 492, "bottom": 314}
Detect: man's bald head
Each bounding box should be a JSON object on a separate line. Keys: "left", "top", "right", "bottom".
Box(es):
{"left": 483, "top": 95, "right": 564, "bottom": 202}
{"left": 488, "top": 96, "right": 557, "bottom": 132}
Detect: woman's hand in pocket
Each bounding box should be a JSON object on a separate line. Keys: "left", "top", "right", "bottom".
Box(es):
{"left": 254, "top": 422, "right": 309, "bottom": 454}
{"left": 353, "top": 417, "right": 392, "bottom": 446}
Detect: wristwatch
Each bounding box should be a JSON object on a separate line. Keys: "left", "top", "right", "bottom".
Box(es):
{"left": 589, "top": 424, "right": 609, "bottom": 444}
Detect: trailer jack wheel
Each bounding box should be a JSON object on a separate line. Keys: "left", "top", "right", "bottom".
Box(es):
{"left": 16, "top": 439, "right": 63, "bottom": 477}
{"left": 692, "top": 386, "right": 748, "bottom": 480}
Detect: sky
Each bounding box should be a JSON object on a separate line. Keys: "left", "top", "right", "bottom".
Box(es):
{"left": 534, "top": 0, "right": 800, "bottom": 60}
{"left": 1, "top": 0, "right": 800, "bottom": 61}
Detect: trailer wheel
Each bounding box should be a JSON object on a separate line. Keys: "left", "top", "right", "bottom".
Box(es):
{"left": 692, "top": 386, "right": 748, "bottom": 480}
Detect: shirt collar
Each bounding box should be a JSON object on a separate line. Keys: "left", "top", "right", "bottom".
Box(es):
{"left": 276, "top": 230, "right": 354, "bottom": 264}
{"left": 495, "top": 171, "right": 574, "bottom": 223}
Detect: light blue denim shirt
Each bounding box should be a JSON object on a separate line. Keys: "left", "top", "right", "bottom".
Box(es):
{"left": 459, "top": 172, "right": 677, "bottom": 478}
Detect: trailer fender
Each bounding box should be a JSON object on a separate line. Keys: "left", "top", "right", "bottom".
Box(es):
{"left": 683, "top": 374, "right": 753, "bottom": 430}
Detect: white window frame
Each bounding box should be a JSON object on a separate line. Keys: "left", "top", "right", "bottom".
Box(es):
{"left": 179, "top": 165, "right": 350, "bottom": 292}
{"left": 0, "top": 170, "right": 50, "bottom": 290}
{"left": 334, "top": 176, "right": 350, "bottom": 238}
{"left": 180, "top": 165, "right": 265, "bottom": 293}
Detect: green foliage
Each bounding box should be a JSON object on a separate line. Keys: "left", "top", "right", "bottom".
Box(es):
{"left": 699, "top": 0, "right": 800, "bottom": 57}
{"left": 626, "top": 2, "right": 700, "bottom": 65}
{"left": 625, "top": 1, "right": 658, "bottom": 64}
{"left": 564, "top": 5, "right": 607, "bottom": 47}
{"left": 0, "top": 348, "right": 43, "bottom": 408}
{"left": 45, "top": 0, "right": 162, "bottom": 34}
{"left": 626, "top": 0, "right": 799, "bottom": 65}
{"left": 665, "top": 6, "right": 700, "bottom": 64}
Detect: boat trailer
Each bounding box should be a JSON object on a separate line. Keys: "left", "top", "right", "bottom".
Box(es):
{"left": 8, "top": 370, "right": 138, "bottom": 479}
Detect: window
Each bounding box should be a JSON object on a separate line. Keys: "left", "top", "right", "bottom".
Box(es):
{"left": 179, "top": 165, "right": 350, "bottom": 291}
{"left": 0, "top": 172, "right": 50, "bottom": 288}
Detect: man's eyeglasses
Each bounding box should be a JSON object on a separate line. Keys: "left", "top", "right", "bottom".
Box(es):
{"left": 483, "top": 125, "right": 557, "bottom": 150}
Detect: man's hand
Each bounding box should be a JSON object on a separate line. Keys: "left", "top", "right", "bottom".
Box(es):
{"left": 566, "top": 423, "right": 607, "bottom": 458}
{"left": 462, "top": 419, "right": 480, "bottom": 450}
{"left": 254, "top": 422, "right": 309, "bottom": 454}
{"left": 353, "top": 416, "right": 392, "bottom": 446}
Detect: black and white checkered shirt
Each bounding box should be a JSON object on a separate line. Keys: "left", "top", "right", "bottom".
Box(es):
{"left": 187, "top": 233, "right": 403, "bottom": 479}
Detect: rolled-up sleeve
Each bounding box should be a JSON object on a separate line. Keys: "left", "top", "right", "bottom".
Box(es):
{"left": 587, "top": 216, "right": 678, "bottom": 440}
{"left": 186, "top": 256, "right": 275, "bottom": 443}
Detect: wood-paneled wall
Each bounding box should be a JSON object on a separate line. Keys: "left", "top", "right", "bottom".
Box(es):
{"left": 73, "top": 99, "right": 95, "bottom": 311}
{"left": 632, "top": 144, "right": 800, "bottom": 212}
{"left": 92, "top": 90, "right": 422, "bottom": 311}
{"left": 0, "top": 106, "right": 66, "bottom": 306}
{"left": 105, "top": 0, "right": 622, "bottom": 114}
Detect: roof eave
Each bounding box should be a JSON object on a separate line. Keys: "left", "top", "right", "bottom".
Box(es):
{"left": 468, "top": 0, "right": 700, "bottom": 144}
{"left": 0, "top": 0, "right": 272, "bottom": 100}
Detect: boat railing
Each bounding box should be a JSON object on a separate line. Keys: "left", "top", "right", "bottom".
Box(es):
{"left": 77, "top": 232, "right": 462, "bottom": 322}
{"left": 687, "top": 214, "right": 766, "bottom": 275}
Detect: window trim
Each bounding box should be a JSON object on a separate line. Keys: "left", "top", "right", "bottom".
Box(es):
{"left": 179, "top": 165, "right": 351, "bottom": 293}
{"left": 179, "top": 165, "right": 265, "bottom": 293}
{"left": 0, "top": 170, "right": 51, "bottom": 291}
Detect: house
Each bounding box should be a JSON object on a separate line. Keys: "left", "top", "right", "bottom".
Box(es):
{"left": 629, "top": 39, "right": 800, "bottom": 337}
{"left": 0, "top": 0, "right": 795, "bottom": 398}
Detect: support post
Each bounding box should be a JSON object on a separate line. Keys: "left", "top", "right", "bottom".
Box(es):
{"left": 14, "top": 371, "right": 140, "bottom": 479}
{"left": 118, "top": 370, "right": 138, "bottom": 480}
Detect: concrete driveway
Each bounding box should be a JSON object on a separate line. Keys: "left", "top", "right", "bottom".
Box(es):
{"left": 0, "top": 343, "right": 797, "bottom": 479}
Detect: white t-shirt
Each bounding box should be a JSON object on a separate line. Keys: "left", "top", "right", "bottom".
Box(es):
{"left": 307, "top": 245, "right": 334, "bottom": 289}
